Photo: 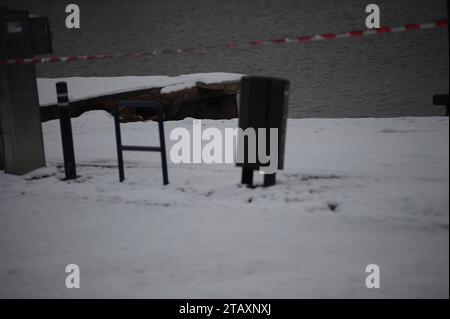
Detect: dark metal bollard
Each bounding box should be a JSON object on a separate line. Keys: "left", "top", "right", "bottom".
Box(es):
{"left": 237, "top": 76, "right": 290, "bottom": 187}
{"left": 56, "top": 82, "right": 77, "bottom": 180}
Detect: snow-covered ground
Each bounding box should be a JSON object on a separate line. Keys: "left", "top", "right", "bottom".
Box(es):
{"left": 0, "top": 111, "right": 448, "bottom": 298}
{"left": 37, "top": 73, "right": 243, "bottom": 106}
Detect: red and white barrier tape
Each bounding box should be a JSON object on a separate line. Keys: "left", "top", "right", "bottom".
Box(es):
{"left": 0, "top": 20, "right": 447, "bottom": 65}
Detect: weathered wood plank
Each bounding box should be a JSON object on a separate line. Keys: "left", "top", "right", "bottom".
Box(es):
{"left": 40, "top": 81, "right": 241, "bottom": 122}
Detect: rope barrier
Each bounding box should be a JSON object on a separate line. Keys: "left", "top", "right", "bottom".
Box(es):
{"left": 0, "top": 20, "right": 447, "bottom": 65}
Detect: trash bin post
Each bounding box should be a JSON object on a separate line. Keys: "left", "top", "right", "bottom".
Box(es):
{"left": 263, "top": 173, "right": 276, "bottom": 187}
{"left": 241, "top": 167, "right": 254, "bottom": 186}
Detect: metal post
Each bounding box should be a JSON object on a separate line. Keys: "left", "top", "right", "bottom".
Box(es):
{"left": 56, "top": 82, "right": 76, "bottom": 180}
{"left": 242, "top": 167, "right": 254, "bottom": 186}
{"left": 157, "top": 104, "right": 169, "bottom": 185}
{"left": 263, "top": 173, "right": 276, "bottom": 187}
{"left": 113, "top": 106, "right": 125, "bottom": 182}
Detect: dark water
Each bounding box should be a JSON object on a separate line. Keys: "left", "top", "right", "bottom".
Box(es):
{"left": 2, "top": 0, "right": 449, "bottom": 118}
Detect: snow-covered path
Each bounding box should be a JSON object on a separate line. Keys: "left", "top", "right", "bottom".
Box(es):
{"left": 0, "top": 112, "right": 448, "bottom": 298}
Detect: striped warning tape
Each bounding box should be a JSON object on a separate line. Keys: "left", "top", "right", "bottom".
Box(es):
{"left": 0, "top": 19, "right": 447, "bottom": 65}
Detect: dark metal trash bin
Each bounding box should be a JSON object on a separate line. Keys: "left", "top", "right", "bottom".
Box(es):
{"left": 236, "top": 76, "right": 290, "bottom": 187}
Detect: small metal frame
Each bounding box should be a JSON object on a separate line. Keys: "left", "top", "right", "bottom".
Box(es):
{"left": 114, "top": 100, "right": 169, "bottom": 185}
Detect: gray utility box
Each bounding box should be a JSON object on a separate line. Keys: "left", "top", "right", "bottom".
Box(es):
{"left": 0, "top": 7, "right": 52, "bottom": 174}
{"left": 237, "top": 76, "right": 290, "bottom": 186}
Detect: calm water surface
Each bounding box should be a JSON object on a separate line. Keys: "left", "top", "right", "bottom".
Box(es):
{"left": 2, "top": 0, "right": 449, "bottom": 117}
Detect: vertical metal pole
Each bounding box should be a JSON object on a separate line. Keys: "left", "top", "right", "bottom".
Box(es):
{"left": 242, "top": 167, "right": 254, "bottom": 186}
{"left": 263, "top": 173, "right": 276, "bottom": 187}
{"left": 157, "top": 104, "right": 169, "bottom": 185}
{"left": 56, "top": 82, "right": 76, "bottom": 180}
{"left": 113, "top": 106, "right": 125, "bottom": 182}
